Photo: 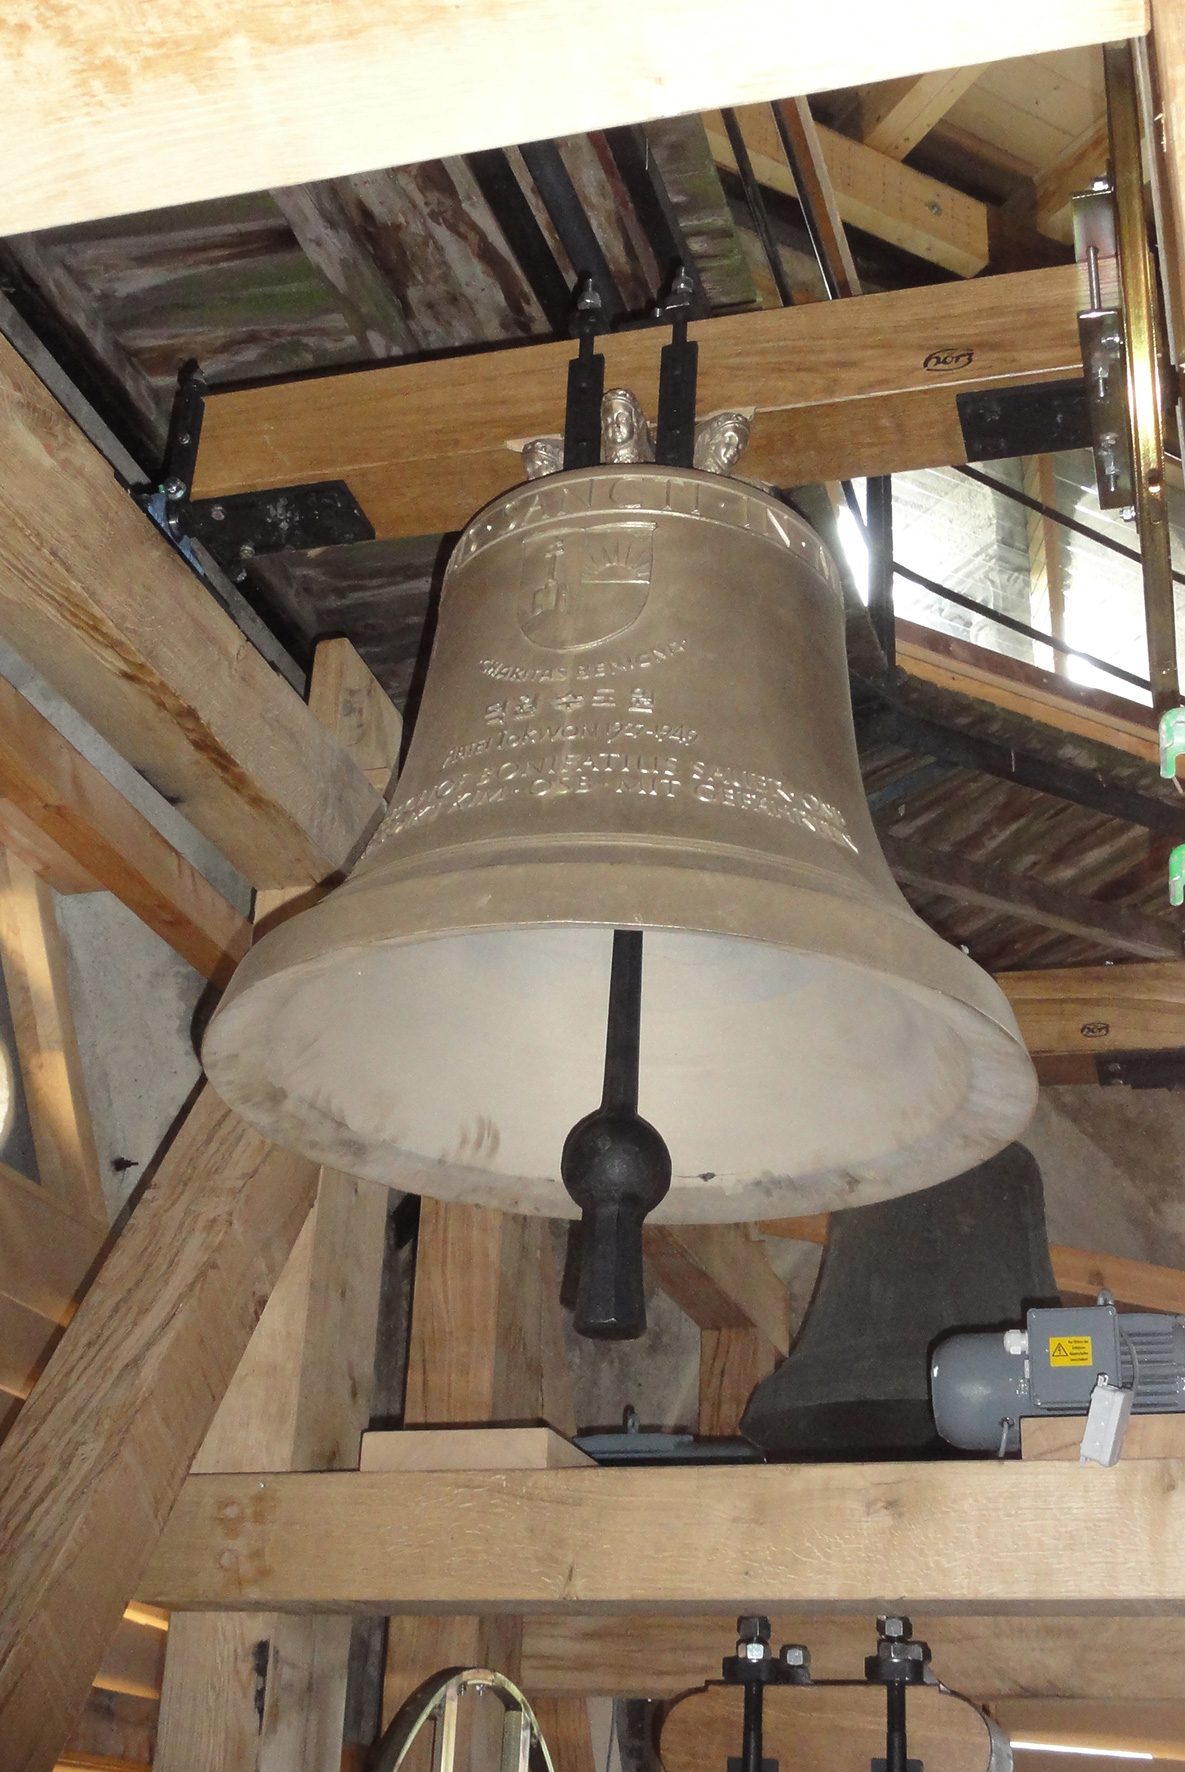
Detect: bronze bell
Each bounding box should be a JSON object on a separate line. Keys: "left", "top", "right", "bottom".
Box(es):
{"left": 203, "top": 465, "right": 1036, "bottom": 1223}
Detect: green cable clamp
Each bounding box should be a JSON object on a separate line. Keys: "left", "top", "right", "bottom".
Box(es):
{"left": 1171, "top": 845, "right": 1185, "bottom": 908}
{"left": 1159, "top": 706, "right": 1185, "bottom": 779}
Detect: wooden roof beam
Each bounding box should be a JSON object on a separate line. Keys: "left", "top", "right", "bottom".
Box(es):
{"left": 2, "top": 1, "right": 1150, "bottom": 237}
{"left": 881, "top": 834, "right": 1180, "bottom": 961}
{"left": 194, "top": 264, "right": 1082, "bottom": 542}
{"left": 705, "top": 105, "right": 990, "bottom": 275}
{"left": 856, "top": 68, "right": 987, "bottom": 160}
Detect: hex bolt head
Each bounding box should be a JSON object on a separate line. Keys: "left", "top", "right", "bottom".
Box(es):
{"left": 737, "top": 1616, "right": 771, "bottom": 1642}
{"left": 741, "top": 1641, "right": 765, "bottom": 1662}
{"left": 163, "top": 476, "right": 187, "bottom": 502}
{"left": 779, "top": 1645, "right": 809, "bottom": 1668}
{"left": 877, "top": 1616, "right": 912, "bottom": 1640}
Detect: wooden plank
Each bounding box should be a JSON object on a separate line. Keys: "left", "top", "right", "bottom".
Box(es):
{"left": 0, "top": 1291, "right": 60, "bottom": 1400}
{"left": 532, "top": 1699, "right": 596, "bottom": 1772}
{"left": 518, "top": 1613, "right": 1185, "bottom": 1700}
{"left": 94, "top": 1620, "right": 166, "bottom": 1701}
{"left": 0, "top": 853, "right": 106, "bottom": 1222}
{"left": 880, "top": 834, "right": 1180, "bottom": 960}
{"left": 360, "top": 1428, "right": 592, "bottom": 1472}
{"left": 859, "top": 68, "right": 987, "bottom": 159}
{"left": 403, "top": 1201, "right": 575, "bottom": 1432}
{"left": 644, "top": 1225, "right": 791, "bottom": 1354}
{"left": 757, "top": 1214, "right": 829, "bottom": 1246}
{"left": 142, "top": 1458, "right": 1185, "bottom": 1613}
{"left": 705, "top": 106, "right": 990, "bottom": 275}
{"left": 894, "top": 622, "right": 1158, "bottom": 764}
{"left": 1023, "top": 1414, "right": 1185, "bottom": 1460}
{"left": 0, "top": 1089, "right": 320, "bottom": 1772}
{"left": 698, "top": 1327, "right": 779, "bottom": 1438}
{"left": 0, "top": 333, "right": 382, "bottom": 889}
{"left": 1044, "top": 1247, "right": 1185, "bottom": 1313}
{"left": 1154, "top": 0, "right": 1185, "bottom": 339}
{"left": 0, "top": 801, "right": 101, "bottom": 896}
{"left": 0, "top": 1162, "right": 106, "bottom": 1323}
{"left": 2, "top": 2, "right": 1148, "bottom": 237}
{"left": 193, "top": 266, "right": 1082, "bottom": 542}
{"left": 998, "top": 962, "right": 1185, "bottom": 1057}
{"left": 306, "top": 637, "right": 403, "bottom": 797}
{"left": 0, "top": 672, "right": 250, "bottom": 985}
{"left": 1032, "top": 119, "right": 1109, "bottom": 240}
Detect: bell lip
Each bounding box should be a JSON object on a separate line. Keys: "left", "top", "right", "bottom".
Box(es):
{"left": 203, "top": 859, "right": 1037, "bottom": 1223}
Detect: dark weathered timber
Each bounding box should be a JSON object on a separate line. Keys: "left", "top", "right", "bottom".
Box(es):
{"left": 270, "top": 181, "right": 419, "bottom": 356}
{"left": 882, "top": 832, "right": 1181, "bottom": 960}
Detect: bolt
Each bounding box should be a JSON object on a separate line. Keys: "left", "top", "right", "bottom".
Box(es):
{"left": 210, "top": 503, "right": 226, "bottom": 522}
{"left": 738, "top": 1616, "right": 771, "bottom": 1642}
{"left": 927, "top": 200, "right": 942, "bottom": 216}
{"left": 878, "top": 1616, "right": 912, "bottom": 1639}
{"left": 163, "top": 476, "right": 187, "bottom": 501}
{"left": 238, "top": 542, "right": 256, "bottom": 560}
{"left": 741, "top": 1641, "right": 765, "bottom": 1662}
{"left": 779, "top": 1645, "right": 809, "bottom": 1668}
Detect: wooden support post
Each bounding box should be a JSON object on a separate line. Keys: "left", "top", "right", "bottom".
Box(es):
{"left": 1021, "top": 458, "right": 1068, "bottom": 676}
{"left": 698, "top": 1328, "right": 780, "bottom": 1438}
{"left": 645, "top": 1223, "right": 789, "bottom": 1438}
{"left": 0, "top": 851, "right": 106, "bottom": 1224}
{"left": 384, "top": 1200, "right": 577, "bottom": 1743}
{"left": 155, "top": 637, "right": 402, "bottom": 1772}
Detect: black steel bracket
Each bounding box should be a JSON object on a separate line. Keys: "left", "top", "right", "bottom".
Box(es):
{"left": 957, "top": 378, "right": 1093, "bottom": 463}
{"left": 184, "top": 483, "right": 374, "bottom": 582}
{"left": 132, "top": 363, "right": 374, "bottom": 583}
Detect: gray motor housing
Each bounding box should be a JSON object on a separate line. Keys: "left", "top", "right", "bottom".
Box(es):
{"left": 931, "top": 1302, "right": 1185, "bottom": 1453}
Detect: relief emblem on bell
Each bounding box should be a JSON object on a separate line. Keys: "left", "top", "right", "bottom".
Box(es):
{"left": 519, "top": 521, "right": 655, "bottom": 652}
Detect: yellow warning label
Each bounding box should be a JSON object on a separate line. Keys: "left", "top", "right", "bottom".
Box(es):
{"left": 1049, "top": 1335, "right": 1094, "bottom": 1367}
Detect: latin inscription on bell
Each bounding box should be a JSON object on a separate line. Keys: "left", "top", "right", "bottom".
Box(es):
{"left": 373, "top": 464, "right": 858, "bottom": 864}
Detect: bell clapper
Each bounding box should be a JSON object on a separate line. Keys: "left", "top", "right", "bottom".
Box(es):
{"left": 561, "top": 929, "right": 672, "bottom": 1340}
